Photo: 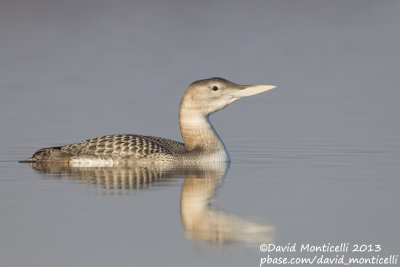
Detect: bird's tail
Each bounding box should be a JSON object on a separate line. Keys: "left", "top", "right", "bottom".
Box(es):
{"left": 20, "top": 147, "right": 68, "bottom": 163}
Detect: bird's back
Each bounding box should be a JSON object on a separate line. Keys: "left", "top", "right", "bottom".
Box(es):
{"left": 26, "top": 134, "right": 185, "bottom": 163}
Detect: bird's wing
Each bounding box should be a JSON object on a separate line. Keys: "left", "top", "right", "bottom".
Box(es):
{"left": 60, "top": 134, "right": 185, "bottom": 158}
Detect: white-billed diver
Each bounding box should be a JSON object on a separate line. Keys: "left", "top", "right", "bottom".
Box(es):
{"left": 24, "top": 77, "right": 276, "bottom": 166}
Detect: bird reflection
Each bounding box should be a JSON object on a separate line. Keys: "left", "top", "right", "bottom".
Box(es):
{"left": 28, "top": 161, "right": 274, "bottom": 244}
{"left": 28, "top": 161, "right": 186, "bottom": 190}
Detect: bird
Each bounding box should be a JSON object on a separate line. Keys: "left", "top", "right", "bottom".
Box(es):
{"left": 23, "top": 77, "right": 276, "bottom": 167}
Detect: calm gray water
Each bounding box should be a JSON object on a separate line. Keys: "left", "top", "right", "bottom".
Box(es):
{"left": 1, "top": 1, "right": 399, "bottom": 266}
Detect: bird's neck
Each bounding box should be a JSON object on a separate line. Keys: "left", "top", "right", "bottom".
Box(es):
{"left": 179, "top": 107, "right": 229, "bottom": 160}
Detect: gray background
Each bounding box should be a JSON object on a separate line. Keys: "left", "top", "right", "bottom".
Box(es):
{"left": 1, "top": 1, "right": 399, "bottom": 266}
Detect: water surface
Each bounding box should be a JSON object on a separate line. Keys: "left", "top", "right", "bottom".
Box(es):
{"left": 1, "top": 1, "right": 399, "bottom": 266}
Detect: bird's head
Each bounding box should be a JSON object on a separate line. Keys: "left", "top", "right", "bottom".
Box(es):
{"left": 180, "top": 77, "right": 276, "bottom": 115}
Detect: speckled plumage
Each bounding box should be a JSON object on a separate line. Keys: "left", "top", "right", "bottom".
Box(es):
{"left": 63, "top": 135, "right": 185, "bottom": 157}
{"left": 28, "top": 134, "right": 185, "bottom": 163}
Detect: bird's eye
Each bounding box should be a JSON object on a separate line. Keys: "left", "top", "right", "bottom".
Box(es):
{"left": 212, "top": 86, "right": 219, "bottom": 91}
